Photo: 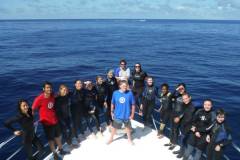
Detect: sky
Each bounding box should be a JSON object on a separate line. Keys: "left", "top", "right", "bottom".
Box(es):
{"left": 0, "top": 0, "right": 240, "bottom": 20}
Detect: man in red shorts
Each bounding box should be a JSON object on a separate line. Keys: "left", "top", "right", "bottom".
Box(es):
{"left": 32, "top": 81, "right": 69, "bottom": 160}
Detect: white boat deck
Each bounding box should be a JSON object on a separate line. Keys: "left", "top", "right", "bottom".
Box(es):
{"left": 44, "top": 120, "right": 180, "bottom": 160}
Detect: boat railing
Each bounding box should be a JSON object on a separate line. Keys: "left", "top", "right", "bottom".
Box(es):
{"left": 0, "top": 121, "right": 40, "bottom": 160}
{"left": 150, "top": 109, "right": 239, "bottom": 160}
{"left": 1, "top": 109, "right": 239, "bottom": 160}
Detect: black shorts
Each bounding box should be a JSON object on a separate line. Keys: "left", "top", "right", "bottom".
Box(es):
{"left": 42, "top": 123, "right": 61, "bottom": 141}
{"left": 112, "top": 119, "right": 131, "bottom": 129}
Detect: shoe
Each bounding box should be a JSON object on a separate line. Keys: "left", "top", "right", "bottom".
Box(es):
{"left": 173, "top": 150, "right": 181, "bottom": 154}
{"left": 164, "top": 143, "right": 172, "bottom": 147}
{"left": 53, "top": 153, "right": 59, "bottom": 160}
{"left": 77, "top": 137, "right": 81, "bottom": 143}
{"left": 59, "top": 149, "right": 70, "bottom": 155}
{"left": 176, "top": 153, "right": 183, "bottom": 159}
{"left": 169, "top": 145, "right": 176, "bottom": 150}
{"left": 71, "top": 144, "right": 79, "bottom": 149}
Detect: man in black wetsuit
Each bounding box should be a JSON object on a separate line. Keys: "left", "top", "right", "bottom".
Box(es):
{"left": 183, "top": 99, "right": 215, "bottom": 160}
{"left": 4, "top": 100, "right": 43, "bottom": 160}
{"left": 165, "top": 83, "right": 186, "bottom": 150}
{"left": 105, "top": 70, "right": 118, "bottom": 127}
{"left": 175, "top": 93, "right": 195, "bottom": 158}
{"left": 131, "top": 63, "right": 148, "bottom": 108}
{"left": 84, "top": 81, "right": 102, "bottom": 135}
{"left": 95, "top": 76, "right": 108, "bottom": 124}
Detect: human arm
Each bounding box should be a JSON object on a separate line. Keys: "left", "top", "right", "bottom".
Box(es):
{"left": 4, "top": 116, "right": 22, "bottom": 136}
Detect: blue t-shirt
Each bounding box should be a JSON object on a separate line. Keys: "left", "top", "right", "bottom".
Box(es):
{"left": 111, "top": 90, "right": 135, "bottom": 120}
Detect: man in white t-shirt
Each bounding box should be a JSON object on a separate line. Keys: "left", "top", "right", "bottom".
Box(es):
{"left": 114, "top": 59, "right": 130, "bottom": 81}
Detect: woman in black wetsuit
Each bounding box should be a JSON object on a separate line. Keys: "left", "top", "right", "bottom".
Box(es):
{"left": 4, "top": 99, "right": 43, "bottom": 160}
{"left": 131, "top": 63, "right": 148, "bottom": 108}
{"left": 70, "top": 80, "right": 86, "bottom": 142}
{"left": 55, "top": 84, "right": 78, "bottom": 149}
{"left": 140, "top": 77, "right": 159, "bottom": 128}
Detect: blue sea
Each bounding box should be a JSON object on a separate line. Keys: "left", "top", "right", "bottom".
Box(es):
{"left": 0, "top": 19, "right": 240, "bottom": 159}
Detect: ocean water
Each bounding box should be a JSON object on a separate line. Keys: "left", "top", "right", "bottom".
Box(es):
{"left": 0, "top": 19, "right": 240, "bottom": 159}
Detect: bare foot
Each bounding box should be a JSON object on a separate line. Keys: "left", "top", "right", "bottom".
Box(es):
{"left": 128, "top": 140, "right": 134, "bottom": 145}
{"left": 158, "top": 135, "right": 164, "bottom": 139}
{"left": 107, "top": 139, "right": 113, "bottom": 145}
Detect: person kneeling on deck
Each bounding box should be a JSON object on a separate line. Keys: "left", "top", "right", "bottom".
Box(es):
{"left": 32, "top": 81, "right": 70, "bottom": 160}
{"left": 206, "top": 109, "right": 232, "bottom": 160}
{"left": 107, "top": 80, "right": 135, "bottom": 145}
{"left": 183, "top": 99, "right": 215, "bottom": 160}
{"left": 139, "top": 76, "right": 159, "bottom": 129}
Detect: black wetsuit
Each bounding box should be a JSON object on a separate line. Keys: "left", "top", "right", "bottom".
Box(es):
{"left": 105, "top": 77, "right": 118, "bottom": 125}
{"left": 179, "top": 101, "right": 196, "bottom": 154}
{"left": 4, "top": 108, "right": 43, "bottom": 160}
{"left": 95, "top": 83, "right": 108, "bottom": 109}
{"left": 170, "top": 92, "right": 185, "bottom": 145}
{"left": 207, "top": 121, "right": 232, "bottom": 160}
{"left": 181, "top": 102, "right": 196, "bottom": 134}
{"left": 159, "top": 92, "right": 172, "bottom": 125}
{"left": 85, "top": 87, "right": 101, "bottom": 131}
{"left": 188, "top": 109, "right": 216, "bottom": 150}
{"left": 96, "top": 83, "right": 109, "bottom": 125}
{"left": 55, "top": 95, "right": 72, "bottom": 145}
{"left": 70, "top": 88, "right": 86, "bottom": 138}
{"left": 142, "top": 85, "right": 158, "bottom": 126}
{"left": 131, "top": 71, "right": 147, "bottom": 106}
{"left": 183, "top": 109, "right": 216, "bottom": 160}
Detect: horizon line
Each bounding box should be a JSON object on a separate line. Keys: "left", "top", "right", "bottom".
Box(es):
{"left": 0, "top": 18, "right": 240, "bottom": 21}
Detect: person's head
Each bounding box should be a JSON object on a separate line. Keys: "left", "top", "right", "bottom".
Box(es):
{"left": 119, "top": 80, "right": 128, "bottom": 92}
{"left": 161, "top": 83, "right": 169, "bottom": 95}
{"left": 146, "top": 77, "right": 153, "bottom": 86}
{"left": 96, "top": 76, "right": 103, "bottom": 85}
{"left": 177, "top": 83, "right": 186, "bottom": 95}
{"left": 59, "top": 84, "right": 69, "bottom": 97}
{"left": 134, "top": 63, "right": 142, "bottom": 72}
{"left": 43, "top": 81, "right": 53, "bottom": 95}
{"left": 17, "top": 99, "right": 29, "bottom": 114}
{"left": 216, "top": 108, "right": 225, "bottom": 124}
{"left": 74, "top": 80, "right": 83, "bottom": 90}
{"left": 182, "top": 93, "right": 191, "bottom": 105}
{"left": 107, "top": 69, "right": 114, "bottom": 78}
{"left": 203, "top": 99, "right": 213, "bottom": 112}
{"left": 85, "top": 81, "right": 93, "bottom": 90}
{"left": 119, "top": 59, "right": 127, "bottom": 69}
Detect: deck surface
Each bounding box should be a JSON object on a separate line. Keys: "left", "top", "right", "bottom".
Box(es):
{"left": 44, "top": 120, "right": 180, "bottom": 160}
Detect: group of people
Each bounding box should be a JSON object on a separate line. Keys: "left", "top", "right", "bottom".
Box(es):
{"left": 4, "top": 59, "right": 232, "bottom": 160}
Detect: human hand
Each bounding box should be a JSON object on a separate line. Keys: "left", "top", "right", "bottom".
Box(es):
{"left": 14, "top": 130, "right": 22, "bottom": 136}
